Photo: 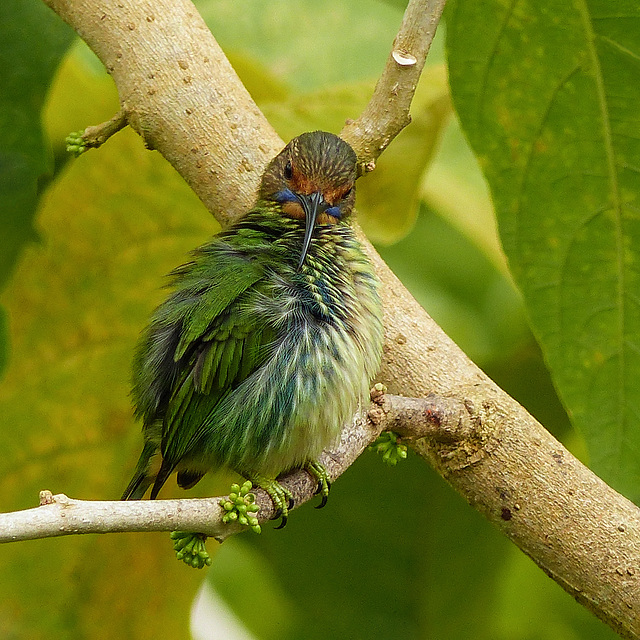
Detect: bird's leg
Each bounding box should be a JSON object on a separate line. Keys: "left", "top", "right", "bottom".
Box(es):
{"left": 249, "top": 474, "right": 294, "bottom": 529}
{"left": 305, "top": 460, "right": 331, "bottom": 509}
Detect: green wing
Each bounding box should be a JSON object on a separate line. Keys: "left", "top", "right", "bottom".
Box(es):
{"left": 132, "top": 243, "right": 263, "bottom": 425}
{"left": 133, "top": 240, "right": 280, "bottom": 495}
{"left": 161, "top": 305, "right": 275, "bottom": 465}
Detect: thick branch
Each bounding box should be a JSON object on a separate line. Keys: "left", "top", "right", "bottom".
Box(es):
{"left": 34, "top": 0, "right": 640, "bottom": 637}
{"left": 43, "top": 0, "right": 283, "bottom": 226}
{"left": 377, "top": 392, "right": 640, "bottom": 637}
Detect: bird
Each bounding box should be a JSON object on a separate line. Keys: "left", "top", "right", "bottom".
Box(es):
{"left": 121, "top": 130, "right": 384, "bottom": 526}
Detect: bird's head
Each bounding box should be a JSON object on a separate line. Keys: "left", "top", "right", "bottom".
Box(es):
{"left": 259, "top": 131, "right": 357, "bottom": 269}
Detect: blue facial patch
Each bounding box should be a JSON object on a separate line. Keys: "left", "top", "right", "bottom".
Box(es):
{"left": 275, "top": 189, "right": 298, "bottom": 203}
{"left": 325, "top": 206, "right": 342, "bottom": 219}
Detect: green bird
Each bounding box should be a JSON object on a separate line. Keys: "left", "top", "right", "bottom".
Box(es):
{"left": 122, "top": 131, "right": 384, "bottom": 526}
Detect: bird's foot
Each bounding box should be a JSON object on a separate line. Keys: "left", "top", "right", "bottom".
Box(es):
{"left": 219, "top": 480, "right": 261, "bottom": 533}
{"left": 170, "top": 531, "right": 212, "bottom": 569}
{"left": 306, "top": 460, "right": 331, "bottom": 509}
{"left": 369, "top": 431, "right": 407, "bottom": 466}
{"left": 250, "top": 475, "right": 294, "bottom": 529}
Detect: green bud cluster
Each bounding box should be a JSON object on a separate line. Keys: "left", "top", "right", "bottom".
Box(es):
{"left": 369, "top": 431, "right": 408, "bottom": 466}
{"left": 65, "top": 131, "right": 87, "bottom": 157}
{"left": 170, "top": 531, "right": 212, "bottom": 569}
{"left": 219, "top": 481, "right": 261, "bottom": 534}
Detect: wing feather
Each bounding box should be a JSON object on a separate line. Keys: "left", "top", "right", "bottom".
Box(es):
{"left": 159, "top": 303, "right": 276, "bottom": 470}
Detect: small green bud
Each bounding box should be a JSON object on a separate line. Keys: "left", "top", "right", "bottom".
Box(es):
{"left": 369, "top": 431, "right": 408, "bottom": 466}
{"left": 219, "top": 479, "right": 261, "bottom": 534}
{"left": 171, "top": 532, "right": 211, "bottom": 569}
{"left": 65, "top": 131, "right": 87, "bottom": 157}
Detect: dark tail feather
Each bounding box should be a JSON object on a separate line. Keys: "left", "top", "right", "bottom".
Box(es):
{"left": 121, "top": 441, "right": 157, "bottom": 500}
{"left": 149, "top": 458, "right": 175, "bottom": 500}
{"left": 176, "top": 469, "right": 205, "bottom": 490}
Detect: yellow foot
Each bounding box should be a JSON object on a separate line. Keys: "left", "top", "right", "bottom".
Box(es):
{"left": 251, "top": 475, "right": 294, "bottom": 529}
{"left": 306, "top": 460, "right": 331, "bottom": 509}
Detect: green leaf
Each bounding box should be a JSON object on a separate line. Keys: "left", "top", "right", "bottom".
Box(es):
{"left": 208, "top": 538, "right": 299, "bottom": 640}
{"left": 197, "top": 0, "right": 406, "bottom": 91}
{"left": 421, "top": 110, "right": 505, "bottom": 273}
{"left": 0, "top": 0, "right": 74, "bottom": 378}
{"left": 357, "top": 66, "right": 452, "bottom": 244}
{"left": 0, "top": 44, "right": 219, "bottom": 636}
{"left": 447, "top": 0, "right": 640, "bottom": 500}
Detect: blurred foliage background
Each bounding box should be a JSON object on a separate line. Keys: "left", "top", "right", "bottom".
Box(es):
{"left": 1, "top": 0, "right": 637, "bottom": 638}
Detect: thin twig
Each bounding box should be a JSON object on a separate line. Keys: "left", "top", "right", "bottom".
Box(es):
{"left": 0, "top": 393, "right": 489, "bottom": 544}
{"left": 0, "top": 398, "right": 387, "bottom": 544}
{"left": 66, "top": 109, "right": 129, "bottom": 156}
{"left": 83, "top": 109, "right": 128, "bottom": 148}
{"left": 340, "top": 0, "right": 447, "bottom": 176}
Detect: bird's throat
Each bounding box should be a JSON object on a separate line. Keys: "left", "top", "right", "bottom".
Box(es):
{"left": 282, "top": 201, "right": 338, "bottom": 225}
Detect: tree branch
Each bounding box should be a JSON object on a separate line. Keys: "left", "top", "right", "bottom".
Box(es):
{"left": 66, "top": 109, "right": 128, "bottom": 155}
{"left": 2, "top": 400, "right": 383, "bottom": 543}
{"left": 340, "top": 0, "right": 447, "bottom": 176}
{"left": 27, "top": 0, "right": 640, "bottom": 637}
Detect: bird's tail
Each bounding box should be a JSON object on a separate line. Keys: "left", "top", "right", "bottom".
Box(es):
{"left": 121, "top": 440, "right": 158, "bottom": 500}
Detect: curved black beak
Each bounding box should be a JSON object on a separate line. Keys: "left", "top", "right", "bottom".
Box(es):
{"left": 297, "top": 191, "right": 326, "bottom": 270}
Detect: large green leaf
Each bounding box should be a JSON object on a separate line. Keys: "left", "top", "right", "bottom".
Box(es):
{"left": 0, "top": 0, "right": 74, "bottom": 378}
{"left": 0, "top": 45, "right": 218, "bottom": 637}
{"left": 447, "top": 0, "right": 640, "bottom": 500}
{"left": 197, "top": 0, "right": 404, "bottom": 91}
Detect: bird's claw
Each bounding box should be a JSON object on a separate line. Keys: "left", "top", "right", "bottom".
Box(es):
{"left": 251, "top": 475, "right": 294, "bottom": 529}
{"left": 306, "top": 461, "right": 330, "bottom": 509}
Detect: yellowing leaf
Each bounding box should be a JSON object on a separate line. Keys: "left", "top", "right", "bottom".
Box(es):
{"left": 358, "top": 65, "right": 452, "bottom": 244}
{"left": 259, "top": 66, "right": 452, "bottom": 245}
{"left": 0, "top": 53, "right": 218, "bottom": 635}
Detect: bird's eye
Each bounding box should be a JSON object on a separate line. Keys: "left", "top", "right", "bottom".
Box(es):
{"left": 284, "top": 160, "right": 293, "bottom": 180}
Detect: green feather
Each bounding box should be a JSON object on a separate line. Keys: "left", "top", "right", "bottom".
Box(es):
{"left": 173, "top": 257, "right": 262, "bottom": 361}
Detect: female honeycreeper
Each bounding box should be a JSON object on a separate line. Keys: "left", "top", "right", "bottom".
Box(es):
{"left": 122, "top": 131, "right": 384, "bottom": 526}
